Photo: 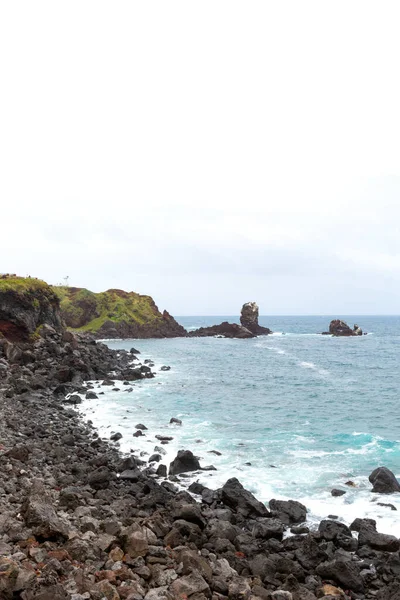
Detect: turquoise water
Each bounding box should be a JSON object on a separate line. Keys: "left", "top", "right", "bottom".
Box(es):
{"left": 78, "top": 316, "right": 400, "bottom": 535}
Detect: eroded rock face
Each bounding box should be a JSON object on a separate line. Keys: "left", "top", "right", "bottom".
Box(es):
{"left": 324, "top": 319, "right": 363, "bottom": 336}
{"left": 240, "top": 302, "right": 272, "bottom": 335}
{"left": 0, "top": 276, "right": 63, "bottom": 342}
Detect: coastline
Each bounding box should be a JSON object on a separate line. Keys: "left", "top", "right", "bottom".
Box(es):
{"left": 0, "top": 332, "right": 399, "bottom": 599}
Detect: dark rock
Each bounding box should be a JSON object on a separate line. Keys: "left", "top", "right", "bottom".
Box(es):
{"left": 88, "top": 467, "right": 114, "bottom": 490}
{"left": 188, "top": 321, "right": 255, "bottom": 338}
{"left": 170, "top": 417, "right": 182, "bottom": 425}
{"left": 220, "top": 477, "right": 270, "bottom": 518}
{"left": 331, "top": 488, "right": 346, "bottom": 496}
{"left": 110, "top": 431, "right": 122, "bottom": 441}
{"left": 156, "top": 464, "right": 167, "bottom": 478}
{"left": 358, "top": 521, "right": 400, "bottom": 552}
{"left": 135, "top": 423, "right": 148, "bottom": 430}
{"left": 269, "top": 499, "right": 307, "bottom": 524}
{"left": 160, "top": 365, "right": 171, "bottom": 371}
{"left": 63, "top": 394, "right": 82, "bottom": 405}
{"left": 169, "top": 450, "right": 201, "bottom": 475}
{"left": 21, "top": 479, "right": 70, "bottom": 539}
{"left": 318, "top": 519, "right": 352, "bottom": 540}
{"left": 133, "top": 430, "right": 144, "bottom": 437}
{"left": 369, "top": 466, "right": 400, "bottom": 493}
{"left": 156, "top": 434, "right": 173, "bottom": 441}
{"left": 119, "top": 469, "right": 141, "bottom": 482}
{"left": 130, "top": 347, "right": 140, "bottom": 354}
{"left": 377, "top": 502, "right": 397, "bottom": 510}
{"left": 316, "top": 558, "right": 364, "bottom": 592}
{"left": 326, "top": 319, "right": 363, "bottom": 336}
{"left": 149, "top": 453, "right": 162, "bottom": 463}
{"left": 240, "top": 301, "right": 272, "bottom": 335}
{"left": 85, "top": 390, "right": 98, "bottom": 399}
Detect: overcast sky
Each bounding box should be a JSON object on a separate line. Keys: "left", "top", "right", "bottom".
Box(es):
{"left": 1, "top": 2, "right": 400, "bottom": 315}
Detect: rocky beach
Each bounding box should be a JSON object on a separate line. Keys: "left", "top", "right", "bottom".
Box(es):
{"left": 0, "top": 278, "right": 399, "bottom": 599}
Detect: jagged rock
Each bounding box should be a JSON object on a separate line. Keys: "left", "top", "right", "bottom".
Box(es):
{"left": 240, "top": 301, "right": 272, "bottom": 335}
{"left": 188, "top": 321, "right": 255, "bottom": 338}
{"left": 369, "top": 466, "right": 400, "bottom": 493}
{"left": 21, "top": 479, "right": 70, "bottom": 539}
{"left": 169, "top": 450, "right": 201, "bottom": 475}
{"left": 316, "top": 558, "right": 364, "bottom": 593}
{"left": 358, "top": 521, "right": 399, "bottom": 551}
{"left": 220, "top": 477, "right": 270, "bottom": 518}
{"left": 269, "top": 499, "right": 307, "bottom": 524}
{"left": 323, "top": 319, "right": 363, "bottom": 336}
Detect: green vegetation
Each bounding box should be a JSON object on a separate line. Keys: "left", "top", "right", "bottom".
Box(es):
{"left": 52, "top": 286, "right": 163, "bottom": 333}
{"left": 0, "top": 276, "right": 51, "bottom": 294}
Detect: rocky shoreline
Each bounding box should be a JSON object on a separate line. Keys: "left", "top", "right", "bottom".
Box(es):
{"left": 1, "top": 329, "right": 400, "bottom": 600}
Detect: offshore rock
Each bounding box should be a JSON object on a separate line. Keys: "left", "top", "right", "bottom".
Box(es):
{"left": 369, "top": 466, "right": 400, "bottom": 493}
{"left": 188, "top": 321, "right": 255, "bottom": 338}
{"left": 323, "top": 319, "right": 363, "bottom": 336}
{"left": 240, "top": 301, "right": 272, "bottom": 335}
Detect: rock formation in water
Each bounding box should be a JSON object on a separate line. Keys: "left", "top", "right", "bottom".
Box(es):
{"left": 322, "top": 319, "right": 363, "bottom": 336}
{"left": 240, "top": 301, "right": 272, "bottom": 335}
{"left": 188, "top": 321, "right": 255, "bottom": 339}
{"left": 189, "top": 302, "right": 272, "bottom": 338}
{"left": 53, "top": 286, "right": 187, "bottom": 339}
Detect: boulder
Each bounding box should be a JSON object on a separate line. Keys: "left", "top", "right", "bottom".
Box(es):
{"left": 358, "top": 521, "right": 400, "bottom": 552}
{"left": 269, "top": 499, "right": 307, "bottom": 524}
{"left": 240, "top": 301, "right": 272, "bottom": 335}
{"left": 169, "top": 450, "right": 201, "bottom": 475}
{"left": 21, "top": 479, "right": 70, "bottom": 539}
{"left": 324, "top": 319, "right": 363, "bottom": 336}
{"left": 220, "top": 477, "right": 270, "bottom": 518}
{"left": 316, "top": 558, "right": 364, "bottom": 593}
{"left": 369, "top": 466, "right": 400, "bottom": 493}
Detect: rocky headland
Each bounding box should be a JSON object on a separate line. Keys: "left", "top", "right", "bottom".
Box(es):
{"left": 0, "top": 276, "right": 399, "bottom": 599}
{"left": 53, "top": 286, "right": 187, "bottom": 340}
{"left": 189, "top": 303, "right": 272, "bottom": 339}
{"left": 322, "top": 321, "right": 364, "bottom": 337}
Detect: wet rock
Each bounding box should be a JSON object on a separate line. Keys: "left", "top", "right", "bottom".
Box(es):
{"left": 85, "top": 390, "right": 98, "bottom": 399}
{"left": 169, "top": 450, "right": 201, "bottom": 475}
{"left": 269, "top": 499, "right": 307, "bottom": 524}
{"left": 220, "top": 477, "right": 270, "bottom": 518}
{"left": 160, "top": 365, "right": 171, "bottom": 371}
{"left": 133, "top": 430, "right": 144, "bottom": 437}
{"left": 110, "top": 431, "right": 123, "bottom": 441}
{"left": 135, "top": 423, "right": 148, "bottom": 430}
{"left": 318, "top": 520, "right": 352, "bottom": 541}
{"left": 358, "top": 521, "right": 400, "bottom": 552}
{"left": 369, "top": 466, "right": 400, "bottom": 493}
{"left": 331, "top": 488, "right": 346, "bottom": 497}
{"left": 169, "top": 417, "right": 182, "bottom": 425}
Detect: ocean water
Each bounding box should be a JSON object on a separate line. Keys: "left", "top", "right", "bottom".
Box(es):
{"left": 77, "top": 315, "right": 400, "bottom": 536}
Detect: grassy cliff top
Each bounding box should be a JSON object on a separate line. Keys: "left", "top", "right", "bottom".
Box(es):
{"left": 52, "top": 286, "right": 165, "bottom": 332}
{"left": 0, "top": 276, "right": 53, "bottom": 294}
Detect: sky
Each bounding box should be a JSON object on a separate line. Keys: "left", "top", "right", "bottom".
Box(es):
{"left": 1, "top": 1, "right": 400, "bottom": 315}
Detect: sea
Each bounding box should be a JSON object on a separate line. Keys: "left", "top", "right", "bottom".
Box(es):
{"left": 76, "top": 315, "right": 400, "bottom": 536}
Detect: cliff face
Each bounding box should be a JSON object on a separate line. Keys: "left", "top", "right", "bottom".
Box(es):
{"left": 0, "top": 276, "right": 63, "bottom": 342}
{"left": 53, "top": 286, "right": 186, "bottom": 339}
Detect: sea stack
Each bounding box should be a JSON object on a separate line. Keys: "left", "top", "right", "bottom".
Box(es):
{"left": 323, "top": 319, "right": 363, "bottom": 336}
{"left": 240, "top": 302, "right": 272, "bottom": 335}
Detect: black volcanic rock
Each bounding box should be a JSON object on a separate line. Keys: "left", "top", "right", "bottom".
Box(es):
{"left": 323, "top": 319, "right": 363, "bottom": 336}
{"left": 369, "top": 466, "right": 400, "bottom": 493}
{"left": 188, "top": 321, "right": 254, "bottom": 339}
{"left": 240, "top": 302, "right": 272, "bottom": 335}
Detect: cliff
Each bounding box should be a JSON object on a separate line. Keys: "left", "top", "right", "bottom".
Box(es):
{"left": 52, "top": 286, "right": 187, "bottom": 339}
{"left": 0, "top": 276, "right": 63, "bottom": 342}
